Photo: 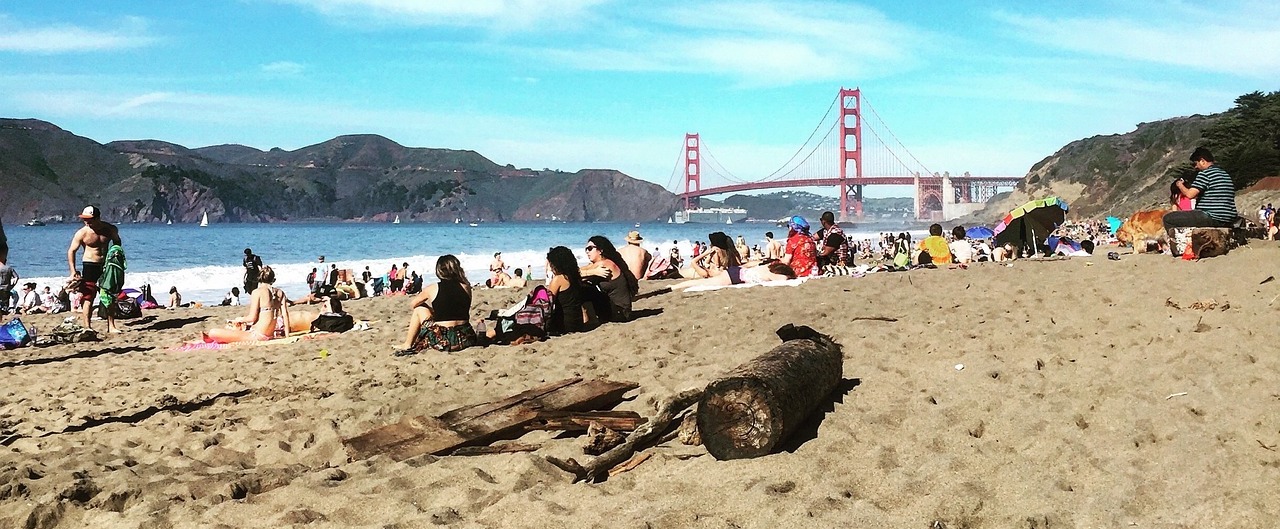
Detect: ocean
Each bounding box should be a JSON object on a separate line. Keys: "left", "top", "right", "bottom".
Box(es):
{"left": 4, "top": 220, "right": 924, "bottom": 304}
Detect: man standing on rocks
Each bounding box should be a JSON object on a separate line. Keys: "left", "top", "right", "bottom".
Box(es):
{"left": 67, "top": 206, "right": 122, "bottom": 333}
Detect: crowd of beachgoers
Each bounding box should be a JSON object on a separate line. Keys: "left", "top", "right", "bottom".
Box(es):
{"left": 0, "top": 205, "right": 1123, "bottom": 353}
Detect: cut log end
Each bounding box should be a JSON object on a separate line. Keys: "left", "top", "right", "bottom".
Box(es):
{"left": 698, "top": 378, "right": 783, "bottom": 460}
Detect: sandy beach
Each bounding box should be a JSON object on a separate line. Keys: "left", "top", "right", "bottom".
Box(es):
{"left": 2, "top": 243, "right": 1279, "bottom": 528}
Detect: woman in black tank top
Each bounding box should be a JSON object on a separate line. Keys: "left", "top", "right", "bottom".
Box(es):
{"left": 395, "top": 255, "right": 477, "bottom": 356}
{"left": 545, "top": 246, "right": 584, "bottom": 334}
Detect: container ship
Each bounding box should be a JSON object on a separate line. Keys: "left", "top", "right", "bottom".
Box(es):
{"left": 671, "top": 207, "right": 749, "bottom": 224}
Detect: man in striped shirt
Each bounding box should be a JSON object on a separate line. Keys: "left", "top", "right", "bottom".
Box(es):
{"left": 1164, "top": 147, "right": 1239, "bottom": 238}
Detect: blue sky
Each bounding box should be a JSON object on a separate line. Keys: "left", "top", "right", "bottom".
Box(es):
{"left": 2, "top": 0, "right": 1278, "bottom": 198}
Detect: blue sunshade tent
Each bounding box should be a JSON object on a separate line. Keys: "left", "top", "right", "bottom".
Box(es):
{"left": 965, "top": 226, "right": 995, "bottom": 239}
{"left": 1106, "top": 216, "right": 1123, "bottom": 234}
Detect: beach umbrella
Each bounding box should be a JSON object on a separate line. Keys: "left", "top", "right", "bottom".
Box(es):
{"left": 993, "top": 196, "right": 1069, "bottom": 250}
{"left": 965, "top": 226, "right": 995, "bottom": 239}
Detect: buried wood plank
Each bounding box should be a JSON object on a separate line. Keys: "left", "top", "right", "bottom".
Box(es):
{"left": 526, "top": 410, "right": 646, "bottom": 432}
{"left": 342, "top": 378, "right": 638, "bottom": 461}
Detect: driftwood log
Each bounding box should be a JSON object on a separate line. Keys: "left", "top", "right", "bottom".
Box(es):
{"left": 697, "top": 324, "right": 842, "bottom": 460}
{"left": 547, "top": 387, "right": 704, "bottom": 483}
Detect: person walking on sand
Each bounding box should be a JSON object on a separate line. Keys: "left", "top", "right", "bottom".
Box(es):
{"left": 67, "top": 206, "right": 122, "bottom": 333}
{"left": 242, "top": 248, "right": 262, "bottom": 294}
{"left": 619, "top": 230, "right": 652, "bottom": 281}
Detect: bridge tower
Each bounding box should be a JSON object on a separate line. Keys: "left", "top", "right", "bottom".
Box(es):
{"left": 683, "top": 133, "right": 701, "bottom": 211}
{"left": 838, "top": 88, "right": 863, "bottom": 222}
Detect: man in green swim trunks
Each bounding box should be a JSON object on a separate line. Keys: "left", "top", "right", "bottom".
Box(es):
{"left": 67, "top": 206, "right": 122, "bottom": 333}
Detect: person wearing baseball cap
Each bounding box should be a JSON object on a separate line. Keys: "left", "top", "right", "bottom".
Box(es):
{"left": 619, "top": 230, "right": 652, "bottom": 281}
{"left": 68, "top": 205, "right": 122, "bottom": 333}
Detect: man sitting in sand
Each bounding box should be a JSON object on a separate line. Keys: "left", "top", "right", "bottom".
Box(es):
{"left": 67, "top": 206, "right": 122, "bottom": 333}
{"left": 764, "top": 231, "right": 783, "bottom": 261}
{"left": 619, "top": 230, "right": 652, "bottom": 281}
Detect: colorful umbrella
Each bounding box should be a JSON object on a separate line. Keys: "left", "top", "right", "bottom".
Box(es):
{"left": 993, "top": 197, "right": 1069, "bottom": 251}
{"left": 965, "top": 226, "right": 995, "bottom": 239}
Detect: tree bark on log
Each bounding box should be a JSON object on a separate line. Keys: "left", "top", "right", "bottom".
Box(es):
{"left": 697, "top": 324, "right": 842, "bottom": 460}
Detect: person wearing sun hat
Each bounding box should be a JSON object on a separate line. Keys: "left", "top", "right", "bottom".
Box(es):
{"left": 619, "top": 230, "right": 652, "bottom": 281}
{"left": 780, "top": 215, "right": 818, "bottom": 277}
{"left": 68, "top": 205, "right": 122, "bottom": 333}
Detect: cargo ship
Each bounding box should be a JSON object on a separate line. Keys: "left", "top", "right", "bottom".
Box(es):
{"left": 671, "top": 207, "right": 749, "bottom": 224}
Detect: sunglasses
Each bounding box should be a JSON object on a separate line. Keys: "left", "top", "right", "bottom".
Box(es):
{"left": 585, "top": 245, "right": 598, "bottom": 251}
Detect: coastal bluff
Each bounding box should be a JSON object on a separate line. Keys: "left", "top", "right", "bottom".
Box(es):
{"left": 0, "top": 119, "right": 678, "bottom": 224}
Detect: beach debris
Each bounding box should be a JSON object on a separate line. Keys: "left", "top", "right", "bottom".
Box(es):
{"left": 546, "top": 386, "right": 704, "bottom": 483}
{"left": 607, "top": 451, "right": 652, "bottom": 477}
{"left": 954, "top": 364, "right": 965, "bottom": 371}
{"left": 525, "top": 410, "right": 645, "bottom": 433}
{"left": 451, "top": 442, "right": 540, "bottom": 456}
{"left": 697, "top": 324, "right": 842, "bottom": 461}
{"left": 583, "top": 423, "right": 626, "bottom": 455}
{"left": 341, "top": 377, "right": 638, "bottom": 461}
{"left": 1165, "top": 392, "right": 1189, "bottom": 400}
{"left": 850, "top": 316, "right": 898, "bottom": 322}
{"left": 1261, "top": 276, "right": 1275, "bottom": 285}
{"left": 1189, "top": 299, "right": 1219, "bottom": 311}
{"left": 676, "top": 413, "right": 701, "bottom": 445}
{"left": 1257, "top": 440, "right": 1276, "bottom": 451}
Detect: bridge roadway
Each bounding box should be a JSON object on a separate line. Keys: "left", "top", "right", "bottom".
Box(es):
{"left": 682, "top": 175, "right": 1022, "bottom": 199}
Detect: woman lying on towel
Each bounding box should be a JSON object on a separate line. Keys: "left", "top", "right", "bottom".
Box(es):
{"left": 204, "top": 266, "right": 316, "bottom": 343}
{"left": 670, "top": 262, "right": 796, "bottom": 290}
{"left": 394, "top": 254, "right": 476, "bottom": 356}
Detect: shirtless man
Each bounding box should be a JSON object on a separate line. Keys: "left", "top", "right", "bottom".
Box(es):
{"left": 764, "top": 231, "right": 784, "bottom": 261}
{"left": 67, "top": 206, "right": 122, "bottom": 333}
{"left": 619, "top": 230, "right": 652, "bottom": 281}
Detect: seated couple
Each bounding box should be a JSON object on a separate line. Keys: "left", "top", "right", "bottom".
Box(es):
{"left": 394, "top": 255, "right": 478, "bottom": 356}
{"left": 204, "top": 266, "right": 320, "bottom": 343}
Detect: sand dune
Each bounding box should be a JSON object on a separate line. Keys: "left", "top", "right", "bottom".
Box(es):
{"left": 2, "top": 245, "right": 1279, "bottom": 528}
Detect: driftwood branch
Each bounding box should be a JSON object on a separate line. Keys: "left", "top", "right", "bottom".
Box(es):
{"left": 547, "top": 387, "right": 704, "bottom": 483}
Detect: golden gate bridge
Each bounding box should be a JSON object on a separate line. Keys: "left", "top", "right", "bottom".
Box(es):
{"left": 665, "top": 88, "right": 1022, "bottom": 221}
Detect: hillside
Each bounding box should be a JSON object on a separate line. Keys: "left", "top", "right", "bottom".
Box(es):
{"left": 0, "top": 120, "right": 679, "bottom": 223}
{"left": 961, "top": 115, "right": 1219, "bottom": 223}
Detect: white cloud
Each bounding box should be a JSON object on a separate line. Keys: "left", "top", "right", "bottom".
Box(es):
{"left": 993, "top": 8, "right": 1280, "bottom": 77}
{"left": 536, "top": 1, "right": 928, "bottom": 86}
{"left": 0, "top": 16, "right": 156, "bottom": 53}
{"left": 261, "top": 61, "right": 306, "bottom": 76}
{"left": 275, "top": 0, "right": 606, "bottom": 29}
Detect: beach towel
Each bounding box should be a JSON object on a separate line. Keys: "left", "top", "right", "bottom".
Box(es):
{"left": 98, "top": 243, "right": 126, "bottom": 307}
{"left": 682, "top": 277, "right": 808, "bottom": 293}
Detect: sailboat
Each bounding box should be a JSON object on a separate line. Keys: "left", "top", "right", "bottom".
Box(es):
{"left": 393, "top": 215, "right": 401, "bottom": 224}
{"left": 200, "top": 212, "right": 209, "bottom": 227}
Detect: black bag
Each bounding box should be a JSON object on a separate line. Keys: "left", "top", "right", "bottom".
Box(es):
{"left": 114, "top": 297, "right": 142, "bottom": 319}
{"left": 311, "top": 313, "right": 354, "bottom": 333}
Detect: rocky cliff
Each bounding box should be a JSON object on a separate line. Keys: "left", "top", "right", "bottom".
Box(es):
{"left": 0, "top": 119, "right": 680, "bottom": 223}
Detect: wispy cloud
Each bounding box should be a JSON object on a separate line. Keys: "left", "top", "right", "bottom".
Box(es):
{"left": 993, "top": 6, "right": 1280, "bottom": 77}
{"left": 274, "top": 0, "right": 606, "bottom": 30}
{"left": 537, "top": 1, "right": 930, "bottom": 86}
{"left": 0, "top": 15, "right": 156, "bottom": 53}
{"left": 261, "top": 61, "right": 306, "bottom": 76}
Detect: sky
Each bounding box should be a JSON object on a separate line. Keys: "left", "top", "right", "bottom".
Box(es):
{"left": 2, "top": 0, "right": 1279, "bottom": 198}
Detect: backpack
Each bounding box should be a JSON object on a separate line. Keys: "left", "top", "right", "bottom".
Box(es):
{"left": 311, "top": 313, "right": 355, "bottom": 333}
{"left": 493, "top": 285, "right": 553, "bottom": 342}
{"left": 114, "top": 296, "right": 142, "bottom": 319}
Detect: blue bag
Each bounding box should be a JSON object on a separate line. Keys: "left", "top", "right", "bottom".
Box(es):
{"left": 0, "top": 317, "right": 32, "bottom": 348}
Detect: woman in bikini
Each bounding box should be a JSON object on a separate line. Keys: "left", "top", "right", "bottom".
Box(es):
{"left": 204, "top": 266, "right": 313, "bottom": 343}
{"left": 683, "top": 231, "right": 743, "bottom": 279}
{"left": 394, "top": 254, "right": 476, "bottom": 356}
{"left": 670, "top": 262, "right": 796, "bottom": 290}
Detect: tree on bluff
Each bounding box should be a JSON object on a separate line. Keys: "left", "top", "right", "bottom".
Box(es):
{"left": 1202, "top": 90, "right": 1280, "bottom": 189}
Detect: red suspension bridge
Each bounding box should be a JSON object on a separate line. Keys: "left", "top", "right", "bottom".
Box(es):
{"left": 666, "top": 88, "right": 1022, "bottom": 222}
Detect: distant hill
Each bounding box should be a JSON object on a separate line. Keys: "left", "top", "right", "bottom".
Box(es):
{"left": 0, "top": 120, "right": 679, "bottom": 223}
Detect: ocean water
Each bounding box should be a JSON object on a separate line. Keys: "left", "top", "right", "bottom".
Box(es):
{"left": 4, "top": 220, "right": 923, "bottom": 304}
